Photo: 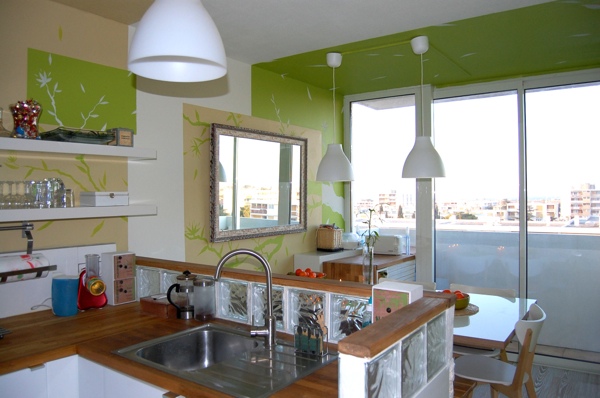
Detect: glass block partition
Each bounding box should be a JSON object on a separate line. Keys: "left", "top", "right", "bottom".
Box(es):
{"left": 136, "top": 265, "right": 369, "bottom": 343}
{"left": 338, "top": 299, "right": 454, "bottom": 398}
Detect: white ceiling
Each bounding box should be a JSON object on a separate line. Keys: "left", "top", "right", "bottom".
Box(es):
{"left": 49, "top": 0, "right": 553, "bottom": 65}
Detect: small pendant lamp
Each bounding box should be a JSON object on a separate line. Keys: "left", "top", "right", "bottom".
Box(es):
{"left": 128, "top": 0, "right": 227, "bottom": 83}
{"left": 316, "top": 52, "right": 354, "bottom": 182}
{"left": 402, "top": 36, "right": 445, "bottom": 178}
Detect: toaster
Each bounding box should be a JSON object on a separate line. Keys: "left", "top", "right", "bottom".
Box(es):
{"left": 374, "top": 235, "right": 404, "bottom": 255}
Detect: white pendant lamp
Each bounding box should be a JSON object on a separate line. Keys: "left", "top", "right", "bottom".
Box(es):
{"left": 218, "top": 161, "right": 227, "bottom": 182}
{"left": 128, "top": 0, "right": 227, "bottom": 83}
{"left": 402, "top": 36, "right": 445, "bottom": 178}
{"left": 316, "top": 52, "right": 354, "bottom": 182}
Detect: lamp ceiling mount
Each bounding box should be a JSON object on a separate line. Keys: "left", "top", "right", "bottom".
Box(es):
{"left": 410, "top": 36, "right": 429, "bottom": 55}
{"left": 326, "top": 52, "right": 342, "bottom": 68}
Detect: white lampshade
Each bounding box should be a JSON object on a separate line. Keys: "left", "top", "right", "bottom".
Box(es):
{"left": 316, "top": 144, "right": 355, "bottom": 181}
{"left": 128, "top": 0, "right": 227, "bottom": 83}
{"left": 218, "top": 161, "right": 227, "bottom": 182}
{"left": 402, "top": 136, "right": 446, "bottom": 178}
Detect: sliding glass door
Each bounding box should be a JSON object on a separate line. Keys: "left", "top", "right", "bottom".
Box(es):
{"left": 433, "top": 77, "right": 600, "bottom": 353}
{"left": 524, "top": 82, "right": 600, "bottom": 352}
{"left": 433, "top": 91, "right": 520, "bottom": 292}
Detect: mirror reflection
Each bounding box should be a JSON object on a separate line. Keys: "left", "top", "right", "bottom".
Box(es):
{"left": 210, "top": 124, "right": 307, "bottom": 242}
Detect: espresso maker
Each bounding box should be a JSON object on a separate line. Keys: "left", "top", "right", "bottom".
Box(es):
{"left": 167, "top": 270, "right": 196, "bottom": 319}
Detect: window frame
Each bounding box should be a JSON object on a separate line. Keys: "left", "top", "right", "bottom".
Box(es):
{"left": 344, "top": 68, "right": 600, "bottom": 290}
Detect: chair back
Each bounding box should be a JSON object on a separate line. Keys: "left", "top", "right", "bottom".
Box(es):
{"left": 516, "top": 303, "right": 546, "bottom": 352}
{"left": 449, "top": 283, "right": 516, "bottom": 299}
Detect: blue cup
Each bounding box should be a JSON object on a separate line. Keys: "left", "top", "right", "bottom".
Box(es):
{"left": 52, "top": 275, "right": 80, "bottom": 317}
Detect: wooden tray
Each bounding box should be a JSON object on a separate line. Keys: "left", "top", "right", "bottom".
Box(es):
{"left": 455, "top": 303, "right": 479, "bottom": 316}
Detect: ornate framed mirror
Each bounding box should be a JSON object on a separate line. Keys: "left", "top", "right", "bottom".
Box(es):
{"left": 210, "top": 123, "right": 307, "bottom": 242}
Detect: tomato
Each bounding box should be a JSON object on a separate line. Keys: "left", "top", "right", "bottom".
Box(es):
{"left": 298, "top": 270, "right": 307, "bottom": 277}
{"left": 453, "top": 290, "right": 463, "bottom": 295}
{"left": 455, "top": 292, "right": 465, "bottom": 299}
{"left": 442, "top": 289, "right": 452, "bottom": 294}
{"left": 309, "top": 272, "right": 317, "bottom": 278}
{"left": 316, "top": 272, "right": 326, "bottom": 278}
{"left": 305, "top": 267, "right": 312, "bottom": 274}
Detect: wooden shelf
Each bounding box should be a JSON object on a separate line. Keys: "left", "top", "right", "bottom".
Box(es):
{"left": 0, "top": 137, "right": 156, "bottom": 160}
{"left": 1, "top": 205, "right": 157, "bottom": 223}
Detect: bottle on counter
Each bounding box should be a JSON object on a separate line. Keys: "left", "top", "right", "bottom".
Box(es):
{"left": 362, "top": 297, "right": 373, "bottom": 328}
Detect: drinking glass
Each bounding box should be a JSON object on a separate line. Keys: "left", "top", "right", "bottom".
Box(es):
{"left": 48, "top": 177, "right": 64, "bottom": 208}
{"left": 22, "top": 181, "right": 35, "bottom": 209}
{"left": 7, "top": 181, "right": 18, "bottom": 209}
{"left": 34, "top": 179, "right": 51, "bottom": 208}
{"left": 0, "top": 181, "right": 10, "bottom": 209}
{"left": 13, "top": 181, "right": 25, "bottom": 208}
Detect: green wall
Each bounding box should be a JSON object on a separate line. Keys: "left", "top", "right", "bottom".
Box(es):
{"left": 251, "top": 66, "right": 347, "bottom": 228}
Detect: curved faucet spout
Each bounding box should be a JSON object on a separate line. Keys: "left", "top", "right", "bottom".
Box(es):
{"left": 214, "top": 249, "right": 276, "bottom": 348}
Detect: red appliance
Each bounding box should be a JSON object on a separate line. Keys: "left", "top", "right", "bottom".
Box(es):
{"left": 77, "top": 270, "right": 107, "bottom": 310}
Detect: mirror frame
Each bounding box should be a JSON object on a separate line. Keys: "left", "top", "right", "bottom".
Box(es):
{"left": 210, "top": 123, "right": 308, "bottom": 242}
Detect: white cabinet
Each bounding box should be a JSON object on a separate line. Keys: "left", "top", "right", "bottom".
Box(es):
{"left": 0, "top": 356, "right": 78, "bottom": 398}
{"left": 0, "top": 137, "right": 157, "bottom": 223}
{"left": 47, "top": 355, "right": 79, "bottom": 398}
{"left": 0, "top": 364, "right": 47, "bottom": 398}
{"left": 79, "top": 357, "right": 167, "bottom": 398}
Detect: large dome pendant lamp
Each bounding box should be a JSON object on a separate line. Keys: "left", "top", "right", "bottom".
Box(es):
{"left": 402, "top": 36, "right": 445, "bottom": 178}
{"left": 316, "top": 52, "right": 355, "bottom": 182}
{"left": 128, "top": 0, "right": 227, "bottom": 83}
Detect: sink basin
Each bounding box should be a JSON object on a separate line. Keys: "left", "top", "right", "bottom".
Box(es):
{"left": 115, "top": 323, "right": 337, "bottom": 398}
{"left": 126, "top": 323, "right": 261, "bottom": 372}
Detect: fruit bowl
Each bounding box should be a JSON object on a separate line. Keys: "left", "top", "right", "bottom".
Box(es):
{"left": 455, "top": 293, "right": 470, "bottom": 310}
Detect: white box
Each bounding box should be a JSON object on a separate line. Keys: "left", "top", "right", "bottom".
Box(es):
{"left": 371, "top": 281, "right": 423, "bottom": 322}
{"left": 101, "top": 251, "right": 136, "bottom": 305}
{"left": 80, "top": 192, "right": 129, "bottom": 206}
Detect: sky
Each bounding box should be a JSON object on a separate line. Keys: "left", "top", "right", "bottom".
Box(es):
{"left": 351, "top": 83, "right": 600, "bottom": 208}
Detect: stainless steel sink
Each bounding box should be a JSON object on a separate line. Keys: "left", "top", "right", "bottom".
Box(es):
{"left": 115, "top": 323, "right": 337, "bottom": 398}
{"left": 127, "top": 323, "right": 260, "bottom": 372}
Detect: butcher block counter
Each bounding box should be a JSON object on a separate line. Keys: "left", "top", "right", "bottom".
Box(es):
{"left": 0, "top": 303, "right": 338, "bottom": 397}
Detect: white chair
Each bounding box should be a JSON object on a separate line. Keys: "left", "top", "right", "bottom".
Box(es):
{"left": 450, "top": 283, "right": 517, "bottom": 359}
{"left": 454, "top": 303, "right": 546, "bottom": 398}
{"left": 378, "top": 278, "right": 436, "bottom": 291}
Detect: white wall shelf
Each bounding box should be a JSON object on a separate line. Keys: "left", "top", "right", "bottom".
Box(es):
{"left": 0, "top": 137, "right": 156, "bottom": 160}
{"left": 1, "top": 205, "right": 158, "bottom": 223}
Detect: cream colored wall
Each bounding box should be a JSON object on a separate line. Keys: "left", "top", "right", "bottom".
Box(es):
{"left": 1, "top": 0, "right": 320, "bottom": 271}
{"left": 181, "top": 105, "right": 321, "bottom": 274}
{"left": 0, "top": 0, "right": 131, "bottom": 253}
{"left": 128, "top": 54, "right": 252, "bottom": 262}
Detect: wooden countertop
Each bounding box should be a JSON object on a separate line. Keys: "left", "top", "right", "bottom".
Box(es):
{"left": 0, "top": 303, "right": 338, "bottom": 397}
{"left": 323, "top": 253, "right": 415, "bottom": 270}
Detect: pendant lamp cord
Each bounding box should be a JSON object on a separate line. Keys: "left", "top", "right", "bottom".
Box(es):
{"left": 332, "top": 64, "right": 336, "bottom": 141}
{"left": 419, "top": 52, "right": 424, "bottom": 138}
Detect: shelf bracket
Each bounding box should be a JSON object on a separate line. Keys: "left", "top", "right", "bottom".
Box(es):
{"left": 0, "top": 222, "right": 34, "bottom": 254}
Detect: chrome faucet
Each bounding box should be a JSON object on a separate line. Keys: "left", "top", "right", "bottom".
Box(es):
{"left": 214, "top": 249, "right": 277, "bottom": 348}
